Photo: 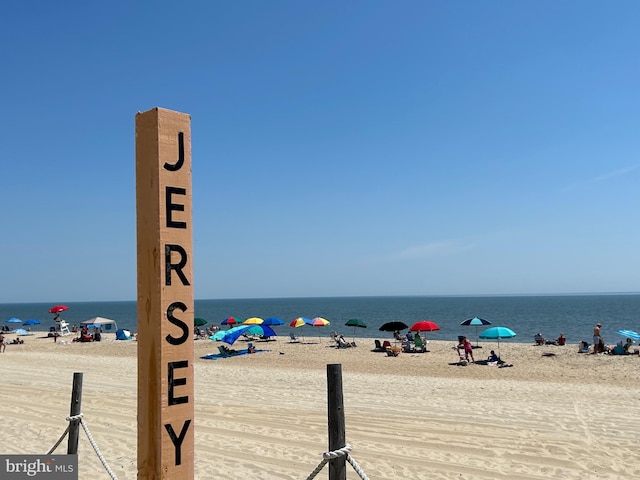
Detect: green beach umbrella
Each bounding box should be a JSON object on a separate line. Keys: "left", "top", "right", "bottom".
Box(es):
{"left": 345, "top": 318, "right": 367, "bottom": 342}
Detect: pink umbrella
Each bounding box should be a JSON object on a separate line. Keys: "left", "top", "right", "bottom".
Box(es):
{"left": 308, "top": 317, "right": 330, "bottom": 327}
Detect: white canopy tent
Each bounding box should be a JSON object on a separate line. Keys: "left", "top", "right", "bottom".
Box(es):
{"left": 80, "top": 317, "right": 118, "bottom": 331}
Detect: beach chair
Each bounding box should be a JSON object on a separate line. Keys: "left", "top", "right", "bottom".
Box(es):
{"left": 218, "top": 345, "right": 237, "bottom": 357}
{"left": 386, "top": 346, "right": 401, "bottom": 357}
{"left": 372, "top": 340, "right": 386, "bottom": 352}
{"left": 414, "top": 336, "right": 427, "bottom": 353}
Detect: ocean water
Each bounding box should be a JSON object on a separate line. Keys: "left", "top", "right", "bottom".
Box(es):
{"left": 1, "top": 294, "right": 638, "bottom": 346}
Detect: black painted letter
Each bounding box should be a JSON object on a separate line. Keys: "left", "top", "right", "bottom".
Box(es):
{"left": 168, "top": 360, "right": 189, "bottom": 405}
{"left": 165, "top": 244, "right": 190, "bottom": 286}
{"left": 165, "top": 302, "right": 189, "bottom": 345}
{"left": 164, "top": 419, "right": 192, "bottom": 466}
{"left": 164, "top": 132, "right": 184, "bottom": 171}
{"left": 166, "top": 186, "right": 187, "bottom": 229}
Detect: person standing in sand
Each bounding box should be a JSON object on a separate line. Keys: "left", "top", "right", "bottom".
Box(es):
{"left": 463, "top": 336, "right": 475, "bottom": 363}
{"left": 593, "top": 323, "right": 602, "bottom": 354}
{"left": 0, "top": 332, "right": 6, "bottom": 353}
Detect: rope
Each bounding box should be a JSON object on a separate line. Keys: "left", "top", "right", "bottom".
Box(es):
{"left": 47, "top": 425, "right": 70, "bottom": 455}
{"left": 71, "top": 414, "right": 120, "bottom": 480}
{"left": 304, "top": 443, "right": 370, "bottom": 480}
{"left": 48, "top": 413, "right": 120, "bottom": 480}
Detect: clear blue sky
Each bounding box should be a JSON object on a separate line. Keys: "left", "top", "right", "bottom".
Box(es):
{"left": 2, "top": 1, "right": 639, "bottom": 303}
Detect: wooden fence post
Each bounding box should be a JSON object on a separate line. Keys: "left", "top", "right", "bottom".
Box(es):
{"left": 327, "top": 364, "right": 346, "bottom": 480}
{"left": 67, "top": 372, "right": 83, "bottom": 454}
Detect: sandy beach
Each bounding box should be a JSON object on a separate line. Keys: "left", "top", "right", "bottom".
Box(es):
{"left": 1, "top": 332, "right": 639, "bottom": 479}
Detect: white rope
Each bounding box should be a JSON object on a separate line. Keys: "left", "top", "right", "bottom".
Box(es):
{"left": 67, "top": 414, "right": 119, "bottom": 480}
{"left": 303, "top": 443, "right": 370, "bottom": 480}
{"left": 346, "top": 454, "right": 370, "bottom": 480}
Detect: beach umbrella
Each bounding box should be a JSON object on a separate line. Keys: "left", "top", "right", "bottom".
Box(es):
{"left": 479, "top": 326, "right": 516, "bottom": 358}
{"left": 409, "top": 320, "right": 440, "bottom": 346}
{"left": 49, "top": 305, "right": 69, "bottom": 314}
{"left": 461, "top": 317, "right": 492, "bottom": 347}
{"left": 6, "top": 318, "right": 22, "bottom": 324}
{"left": 616, "top": 329, "right": 640, "bottom": 341}
{"left": 409, "top": 320, "right": 440, "bottom": 332}
{"left": 194, "top": 317, "right": 207, "bottom": 327}
{"left": 290, "top": 317, "right": 310, "bottom": 328}
{"left": 212, "top": 325, "right": 277, "bottom": 346}
{"left": 243, "top": 317, "right": 264, "bottom": 325}
{"left": 308, "top": 317, "right": 330, "bottom": 327}
{"left": 379, "top": 321, "right": 409, "bottom": 345}
{"left": 379, "top": 321, "right": 408, "bottom": 332}
{"left": 221, "top": 317, "right": 238, "bottom": 327}
{"left": 12, "top": 328, "right": 28, "bottom": 335}
{"left": 22, "top": 319, "right": 40, "bottom": 326}
{"left": 262, "top": 317, "right": 284, "bottom": 326}
{"left": 290, "top": 317, "right": 310, "bottom": 343}
{"left": 345, "top": 318, "right": 367, "bottom": 343}
{"left": 308, "top": 317, "right": 330, "bottom": 342}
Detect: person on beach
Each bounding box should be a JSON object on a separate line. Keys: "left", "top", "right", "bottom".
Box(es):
{"left": 487, "top": 350, "right": 499, "bottom": 362}
{"left": 0, "top": 332, "right": 6, "bottom": 352}
{"left": 463, "top": 336, "right": 475, "bottom": 363}
{"left": 554, "top": 333, "right": 566, "bottom": 346}
{"left": 534, "top": 333, "right": 546, "bottom": 345}
{"left": 593, "top": 323, "right": 602, "bottom": 354}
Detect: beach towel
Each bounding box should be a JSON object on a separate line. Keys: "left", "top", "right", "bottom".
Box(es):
{"left": 201, "top": 349, "right": 269, "bottom": 360}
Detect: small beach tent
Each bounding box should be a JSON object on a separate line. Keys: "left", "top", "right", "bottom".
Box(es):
{"left": 81, "top": 317, "right": 118, "bottom": 331}
{"left": 116, "top": 328, "right": 132, "bottom": 340}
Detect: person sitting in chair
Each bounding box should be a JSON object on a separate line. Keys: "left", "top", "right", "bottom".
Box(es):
{"left": 534, "top": 333, "right": 546, "bottom": 345}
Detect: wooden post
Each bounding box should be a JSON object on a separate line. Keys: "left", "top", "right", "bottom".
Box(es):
{"left": 67, "top": 372, "right": 83, "bottom": 454}
{"left": 136, "top": 107, "right": 194, "bottom": 479}
{"left": 327, "top": 364, "right": 346, "bottom": 480}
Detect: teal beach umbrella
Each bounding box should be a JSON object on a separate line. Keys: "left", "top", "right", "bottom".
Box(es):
{"left": 479, "top": 326, "right": 516, "bottom": 358}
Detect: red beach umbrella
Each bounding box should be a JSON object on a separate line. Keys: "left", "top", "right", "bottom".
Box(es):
{"left": 409, "top": 320, "right": 440, "bottom": 348}
{"left": 409, "top": 320, "right": 440, "bottom": 332}
{"left": 49, "top": 305, "right": 69, "bottom": 314}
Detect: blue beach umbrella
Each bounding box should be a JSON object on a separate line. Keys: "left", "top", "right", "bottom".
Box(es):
{"left": 6, "top": 318, "right": 22, "bottom": 323}
{"left": 220, "top": 325, "right": 276, "bottom": 345}
{"left": 479, "top": 326, "right": 516, "bottom": 358}
{"left": 210, "top": 325, "right": 277, "bottom": 345}
{"left": 262, "top": 317, "right": 284, "bottom": 326}
{"left": 461, "top": 317, "right": 492, "bottom": 347}
{"left": 23, "top": 319, "right": 41, "bottom": 326}
{"left": 616, "top": 329, "right": 640, "bottom": 341}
